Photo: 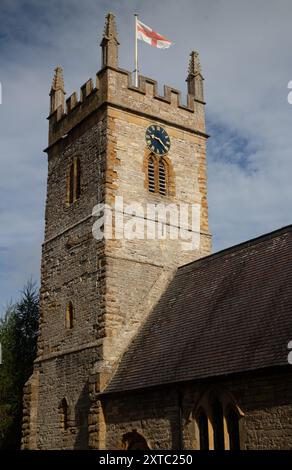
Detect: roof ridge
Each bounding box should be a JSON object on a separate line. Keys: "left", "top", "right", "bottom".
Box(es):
{"left": 178, "top": 223, "right": 292, "bottom": 273}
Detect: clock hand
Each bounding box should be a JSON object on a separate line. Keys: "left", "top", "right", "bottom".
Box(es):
{"left": 152, "top": 134, "right": 168, "bottom": 150}
{"left": 160, "top": 140, "right": 168, "bottom": 151}
{"left": 156, "top": 137, "right": 168, "bottom": 150}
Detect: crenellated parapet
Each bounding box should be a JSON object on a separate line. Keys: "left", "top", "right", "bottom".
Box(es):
{"left": 47, "top": 11, "right": 207, "bottom": 149}
{"left": 48, "top": 74, "right": 101, "bottom": 147}
{"left": 48, "top": 66, "right": 206, "bottom": 148}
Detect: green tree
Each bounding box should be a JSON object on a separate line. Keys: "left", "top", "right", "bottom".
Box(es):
{"left": 0, "top": 280, "right": 39, "bottom": 449}
{"left": 0, "top": 303, "right": 17, "bottom": 447}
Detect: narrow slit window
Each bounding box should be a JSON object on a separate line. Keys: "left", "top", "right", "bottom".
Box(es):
{"left": 66, "top": 302, "right": 74, "bottom": 329}
{"left": 60, "top": 398, "right": 69, "bottom": 431}
{"left": 68, "top": 163, "right": 74, "bottom": 204}
{"left": 75, "top": 157, "right": 81, "bottom": 200}
{"left": 67, "top": 157, "right": 81, "bottom": 204}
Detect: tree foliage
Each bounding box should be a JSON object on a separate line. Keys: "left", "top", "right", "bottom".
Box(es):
{"left": 0, "top": 280, "right": 39, "bottom": 449}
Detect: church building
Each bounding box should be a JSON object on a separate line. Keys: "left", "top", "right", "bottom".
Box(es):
{"left": 21, "top": 13, "right": 292, "bottom": 450}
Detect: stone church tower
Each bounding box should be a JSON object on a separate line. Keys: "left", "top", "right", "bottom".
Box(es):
{"left": 21, "top": 13, "right": 211, "bottom": 449}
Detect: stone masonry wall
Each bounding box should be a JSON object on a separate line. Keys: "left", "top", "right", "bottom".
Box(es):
{"left": 35, "top": 347, "right": 100, "bottom": 449}
{"left": 24, "top": 62, "right": 211, "bottom": 448}
{"left": 103, "top": 368, "right": 292, "bottom": 450}
{"left": 99, "top": 91, "right": 211, "bottom": 382}
{"left": 25, "top": 108, "right": 108, "bottom": 448}
{"left": 38, "top": 109, "right": 107, "bottom": 355}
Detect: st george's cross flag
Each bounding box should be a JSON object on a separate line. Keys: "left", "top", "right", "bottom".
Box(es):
{"left": 136, "top": 19, "right": 172, "bottom": 49}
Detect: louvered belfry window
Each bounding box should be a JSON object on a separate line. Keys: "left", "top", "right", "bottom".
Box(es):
{"left": 158, "top": 160, "right": 166, "bottom": 195}
{"left": 148, "top": 155, "right": 168, "bottom": 196}
{"left": 148, "top": 157, "right": 155, "bottom": 193}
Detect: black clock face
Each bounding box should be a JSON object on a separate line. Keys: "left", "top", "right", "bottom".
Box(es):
{"left": 145, "top": 125, "right": 171, "bottom": 155}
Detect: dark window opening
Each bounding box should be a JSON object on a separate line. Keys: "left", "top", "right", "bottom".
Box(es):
{"left": 68, "top": 163, "right": 74, "bottom": 204}
{"left": 212, "top": 399, "right": 224, "bottom": 450}
{"left": 60, "top": 398, "right": 69, "bottom": 431}
{"left": 227, "top": 408, "right": 240, "bottom": 450}
{"left": 66, "top": 302, "right": 74, "bottom": 329}
{"left": 75, "top": 157, "right": 81, "bottom": 200}
{"left": 198, "top": 410, "right": 209, "bottom": 450}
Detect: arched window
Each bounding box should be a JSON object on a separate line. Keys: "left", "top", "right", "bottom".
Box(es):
{"left": 226, "top": 408, "right": 240, "bottom": 450}
{"left": 147, "top": 155, "right": 169, "bottom": 196}
{"left": 197, "top": 409, "right": 209, "bottom": 450}
{"left": 212, "top": 399, "right": 224, "bottom": 450}
{"left": 191, "top": 389, "right": 243, "bottom": 450}
{"left": 59, "top": 397, "right": 69, "bottom": 431}
{"left": 65, "top": 302, "right": 74, "bottom": 329}
{"left": 67, "top": 157, "right": 81, "bottom": 204}
{"left": 148, "top": 157, "right": 155, "bottom": 193}
{"left": 68, "top": 163, "right": 74, "bottom": 204}
{"left": 75, "top": 157, "right": 81, "bottom": 200}
{"left": 121, "top": 430, "right": 150, "bottom": 450}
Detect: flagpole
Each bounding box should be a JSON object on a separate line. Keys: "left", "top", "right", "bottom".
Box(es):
{"left": 134, "top": 14, "right": 138, "bottom": 87}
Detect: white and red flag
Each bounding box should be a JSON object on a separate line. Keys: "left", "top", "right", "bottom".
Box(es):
{"left": 136, "top": 19, "right": 172, "bottom": 49}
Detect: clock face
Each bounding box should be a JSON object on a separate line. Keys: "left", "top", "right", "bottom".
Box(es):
{"left": 145, "top": 125, "right": 171, "bottom": 155}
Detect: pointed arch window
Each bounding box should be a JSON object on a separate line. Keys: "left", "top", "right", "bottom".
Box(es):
{"left": 68, "top": 163, "right": 74, "bottom": 204}
{"left": 65, "top": 301, "right": 74, "bottom": 329}
{"left": 147, "top": 155, "right": 169, "bottom": 196}
{"left": 75, "top": 157, "right": 81, "bottom": 200}
{"left": 59, "top": 397, "right": 70, "bottom": 431}
{"left": 67, "top": 157, "right": 81, "bottom": 204}
{"left": 192, "top": 389, "right": 243, "bottom": 450}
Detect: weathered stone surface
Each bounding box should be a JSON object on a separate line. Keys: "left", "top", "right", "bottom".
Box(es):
{"left": 22, "top": 14, "right": 212, "bottom": 450}
{"left": 104, "top": 369, "right": 292, "bottom": 450}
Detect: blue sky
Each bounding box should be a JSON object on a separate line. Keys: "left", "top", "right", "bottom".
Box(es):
{"left": 1, "top": 0, "right": 292, "bottom": 312}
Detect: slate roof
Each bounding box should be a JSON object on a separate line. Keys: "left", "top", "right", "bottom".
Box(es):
{"left": 105, "top": 225, "right": 292, "bottom": 394}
